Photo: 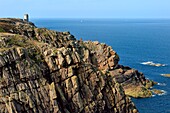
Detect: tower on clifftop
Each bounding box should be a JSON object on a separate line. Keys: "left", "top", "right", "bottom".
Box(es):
{"left": 24, "top": 14, "right": 29, "bottom": 22}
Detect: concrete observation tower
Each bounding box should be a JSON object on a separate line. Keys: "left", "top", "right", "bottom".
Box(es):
{"left": 23, "top": 14, "right": 29, "bottom": 22}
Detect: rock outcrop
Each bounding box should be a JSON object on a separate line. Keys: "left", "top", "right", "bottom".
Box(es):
{"left": 161, "top": 74, "right": 170, "bottom": 78}
{"left": 0, "top": 18, "right": 155, "bottom": 113}
{"left": 82, "top": 41, "right": 155, "bottom": 98}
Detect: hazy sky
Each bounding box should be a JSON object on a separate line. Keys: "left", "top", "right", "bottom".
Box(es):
{"left": 0, "top": 0, "right": 170, "bottom": 18}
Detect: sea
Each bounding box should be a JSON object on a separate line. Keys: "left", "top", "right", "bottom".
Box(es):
{"left": 31, "top": 18, "right": 170, "bottom": 113}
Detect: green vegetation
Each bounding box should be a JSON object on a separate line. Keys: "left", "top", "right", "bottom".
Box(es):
{"left": 28, "top": 49, "right": 44, "bottom": 64}
{"left": 0, "top": 47, "right": 11, "bottom": 52}
{"left": 32, "top": 36, "right": 38, "bottom": 41}
{"left": 0, "top": 27, "right": 5, "bottom": 32}
{"left": 37, "top": 28, "right": 45, "bottom": 34}
{"left": 43, "top": 32, "right": 49, "bottom": 37}
{"left": 6, "top": 35, "right": 27, "bottom": 47}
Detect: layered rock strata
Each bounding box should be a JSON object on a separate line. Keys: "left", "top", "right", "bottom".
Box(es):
{"left": 0, "top": 18, "right": 154, "bottom": 113}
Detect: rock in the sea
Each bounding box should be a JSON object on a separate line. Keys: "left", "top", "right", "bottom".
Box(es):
{"left": 161, "top": 74, "right": 170, "bottom": 77}
{"left": 124, "top": 85, "right": 152, "bottom": 98}
{"left": 152, "top": 89, "right": 165, "bottom": 95}
{"left": 0, "top": 18, "right": 157, "bottom": 113}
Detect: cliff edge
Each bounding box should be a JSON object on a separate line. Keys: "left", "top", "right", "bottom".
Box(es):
{"left": 0, "top": 18, "right": 153, "bottom": 113}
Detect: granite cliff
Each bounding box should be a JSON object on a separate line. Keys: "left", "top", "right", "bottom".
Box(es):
{"left": 0, "top": 18, "right": 155, "bottom": 113}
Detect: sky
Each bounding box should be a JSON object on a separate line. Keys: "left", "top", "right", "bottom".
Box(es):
{"left": 0, "top": 0, "right": 170, "bottom": 19}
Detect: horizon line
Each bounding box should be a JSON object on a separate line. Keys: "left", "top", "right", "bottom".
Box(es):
{"left": 1, "top": 16, "right": 170, "bottom": 20}
{"left": 30, "top": 17, "right": 170, "bottom": 20}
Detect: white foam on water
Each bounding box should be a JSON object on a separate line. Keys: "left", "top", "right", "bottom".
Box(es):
{"left": 141, "top": 61, "right": 153, "bottom": 65}
{"left": 157, "top": 82, "right": 166, "bottom": 86}
{"left": 152, "top": 94, "right": 156, "bottom": 97}
{"left": 158, "top": 90, "right": 167, "bottom": 96}
{"left": 141, "top": 61, "right": 167, "bottom": 67}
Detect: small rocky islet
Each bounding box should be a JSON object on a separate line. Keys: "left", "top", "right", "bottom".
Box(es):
{"left": 0, "top": 18, "right": 162, "bottom": 113}
{"left": 161, "top": 74, "right": 170, "bottom": 78}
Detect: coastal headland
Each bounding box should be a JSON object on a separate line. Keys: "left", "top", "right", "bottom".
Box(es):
{"left": 0, "top": 18, "right": 161, "bottom": 113}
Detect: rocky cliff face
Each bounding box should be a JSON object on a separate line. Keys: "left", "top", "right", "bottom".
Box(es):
{"left": 83, "top": 41, "right": 155, "bottom": 98}
{"left": 0, "top": 18, "right": 154, "bottom": 113}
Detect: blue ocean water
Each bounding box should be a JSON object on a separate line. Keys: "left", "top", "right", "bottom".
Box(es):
{"left": 31, "top": 18, "right": 170, "bottom": 113}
